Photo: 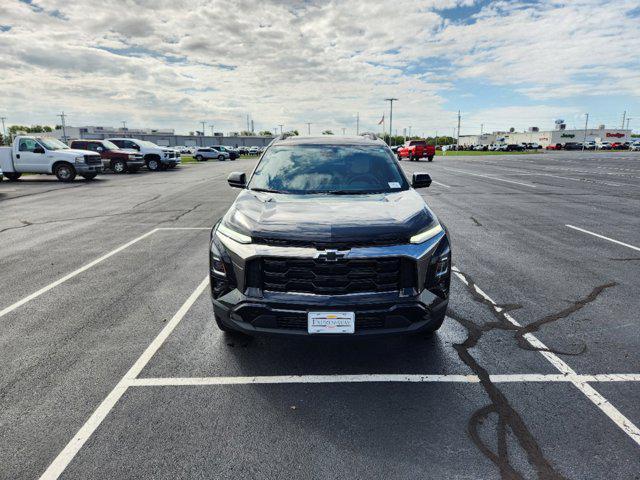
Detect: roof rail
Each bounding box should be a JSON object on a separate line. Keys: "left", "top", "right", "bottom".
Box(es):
{"left": 359, "top": 132, "right": 379, "bottom": 141}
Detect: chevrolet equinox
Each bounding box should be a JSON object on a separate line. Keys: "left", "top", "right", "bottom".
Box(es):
{"left": 209, "top": 134, "right": 451, "bottom": 336}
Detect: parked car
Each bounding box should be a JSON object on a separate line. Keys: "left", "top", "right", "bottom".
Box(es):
{"left": 217, "top": 146, "right": 239, "bottom": 160}
{"left": 248, "top": 146, "right": 260, "bottom": 155}
{"left": 397, "top": 140, "right": 436, "bottom": 161}
{"left": 563, "top": 142, "right": 582, "bottom": 150}
{"left": 194, "top": 147, "right": 230, "bottom": 161}
{"left": 107, "top": 138, "right": 180, "bottom": 171}
{"left": 629, "top": 141, "right": 640, "bottom": 151}
{"left": 597, "top": 142, "right": 612, "bottom": 150}
{"left": 0, "top": 136, "right": 102, "bottom": 182}
{"left": 583, "top": 141, "right": 596, "bottom": 150}
{"left": 545, "top": 144, "right": 561, "bottom": 150}
{"left": 69, "top": 139, "right": 144, "bottom": 174}
{"left": 611, "top": 142, "right": 628, "bottom": 150}
{"left": 210, "top": 135, "right": 450, "bottom": 336}
{"left": 237, "top": 146, "right": 249, "bottom": 155}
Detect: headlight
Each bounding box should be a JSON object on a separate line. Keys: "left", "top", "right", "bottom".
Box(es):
{"left": 74, "top": 156, "right": 85, "bottom": 163}
{"left": 216, "top": 222, "right": 252, "bottom": 244}
{"left": 128, "top": 154, "right": 136, "bottom": 159}
{"left": 409, "top": 223, "right": 443, "bottom": 244}
{"left": 210, "top": 241, "right": 226, "bottom": 276}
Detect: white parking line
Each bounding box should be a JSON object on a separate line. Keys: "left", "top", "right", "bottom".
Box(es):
{"left": 431, "top": 180, "right": 451, "bottom": 188}
{"left": 566, "top": 225, "right": 640, "bottom": 252}
{"left": 39, "top": 277, "right": 210, "bottom": 480}
{"left": 452, "top": 266, "right": 640, "bottom": 447}
{"left": 129, "top": 373, "right": 640, "bottom": 386}
{"left": 0, "top": 227, "right": 210, "bottom": 321}
{"left": 443, "top": 167, "right": 536, "bottom": 188}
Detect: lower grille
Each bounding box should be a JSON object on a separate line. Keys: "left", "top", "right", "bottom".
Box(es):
{"left": 262, "top": 257, "right": 401, "bottom": 295}
{"left": 84, "top": 155, "right": 102, "bottom": 165}
{"left": 277, "top": 315, "right": 385, "bottom": 331}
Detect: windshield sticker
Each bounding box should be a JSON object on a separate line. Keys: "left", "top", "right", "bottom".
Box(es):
{"left": 388, "top": 182, "right": 401, "bottom": 189}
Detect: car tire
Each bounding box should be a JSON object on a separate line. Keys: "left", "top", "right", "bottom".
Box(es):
{"left": 112, "top": 159, "right": 127, "bottom": 174}
{"left": 195, "top": 155, "right": 203, "bottom": 161}
{"left": 428, "top": 156, "right": 434, "bottom": 162}
{"left": 82, "top": 173, "right": 98, "bottom": 180}
{"left": 54, "top": 163, "right": 76, "bottom": 182}
{"left": 146, "top": 158, "right": 161, "bottom": 171}
{"left": 218, "top": 155, "right": 225, "bottom": 161}
{"left": 5, "top": 172, "right": 22, "bottom": 181}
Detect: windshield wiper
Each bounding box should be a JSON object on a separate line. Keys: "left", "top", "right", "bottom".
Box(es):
{"left": 250, "top": 188, "right": 284, "bottom": 194}
{"left": 324, "top": 190, "right": 385, "bottom": 195}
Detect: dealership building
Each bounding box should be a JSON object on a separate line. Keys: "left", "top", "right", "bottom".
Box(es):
{"left": 459, "top": 123, "right": 632, "bottom": 148}
{"left": 48, "top": 125, "right": 276, "bottom": 148}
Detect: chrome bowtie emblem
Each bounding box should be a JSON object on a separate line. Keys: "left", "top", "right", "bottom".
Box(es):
{"left": 315, "top": 249, "right": 348, "bottom": 262}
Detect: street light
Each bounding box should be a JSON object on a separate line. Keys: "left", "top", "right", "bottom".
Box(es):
{"left": 384, "top": 98, "right": 398, "bottom": 146}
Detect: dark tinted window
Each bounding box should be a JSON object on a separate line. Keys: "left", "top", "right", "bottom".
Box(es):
{"left": 248, "top": 144, "right": 408, "bottom": 194}
{"left": 409, "top": 141, "right": 427, "bottom": 146}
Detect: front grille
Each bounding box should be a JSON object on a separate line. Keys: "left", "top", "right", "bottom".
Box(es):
{"left": 84, "top": 155, "right": 102, "bottom": 165}
{"left": 262, "top": 257, "right": 401, "bottom": 295}
{"left": 276, "top": 315, "right": 385, "bottom": 331}
{"left": 253, "top": 236, "right": 406, "bottom": 249}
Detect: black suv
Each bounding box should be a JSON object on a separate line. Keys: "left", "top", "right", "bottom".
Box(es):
{"left": 209, "top": 135, "right": 451, "bottom": 336}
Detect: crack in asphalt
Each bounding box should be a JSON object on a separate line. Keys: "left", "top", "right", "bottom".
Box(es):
{"left": 449, "top": 269, "right": 616, "bottom": 479}
{"left": 131, "top": 194, "right": 161, "bottom": 210}
{"left": 608, "top": 257, "right": 640, "bottom": 262}
{"left": 471, "top": 216, "right": 483, "bottom": 226}
{"left": 169, "top": 202, "right": 203, "bottom": 222}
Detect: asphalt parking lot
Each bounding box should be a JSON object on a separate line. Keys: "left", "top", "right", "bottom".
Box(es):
{"left": 1, "top": 151, "right": 639, "bottom": 479}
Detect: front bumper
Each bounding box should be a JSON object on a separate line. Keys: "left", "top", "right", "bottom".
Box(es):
{"left": 76, "top": 164, "right": 103, "bottom": 174}
{"left": 213, "top": 288, "right": 447, "bottom": 337}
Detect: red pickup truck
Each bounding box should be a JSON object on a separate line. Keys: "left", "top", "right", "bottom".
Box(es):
{"left": 396, "top": 140, "right": 436, "bottom": 162}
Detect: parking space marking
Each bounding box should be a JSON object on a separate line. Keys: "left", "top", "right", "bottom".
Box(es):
{"left": 0, "top": 227, "right": 210, "bottom": 321}
{"left": 566, "top": 225, "right": 640, "bottom": 252}
{"left": 452, "top": 266, "right": 640, "bottom": 447}
{"left": 431, "top": 180, "right": 451, "bottom": 188}
{"left": 39, "top": 277, "right": 210, "bottom": 480}
{"left": 129, "top": 373, "right": 640, "bottom": 386}
{"left": 442, "top": 167, "right": 537, "bottom": 188}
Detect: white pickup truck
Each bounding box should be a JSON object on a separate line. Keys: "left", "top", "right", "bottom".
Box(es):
{"left": 0, "top": 136, "right": 103, "bottom": 182}
{"left": 107, "top": 138, "right": 181, "bottom": 171}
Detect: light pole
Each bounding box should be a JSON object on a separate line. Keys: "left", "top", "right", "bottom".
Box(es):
{"left": 306, "top": 122, "right": 311, "bottom": 135}
{"left": 582, "top": 113, "right": 589, "bottom": 151}
{"left": 384, "top": 98, "right": 398, "bottom": 146}
{"left": 356, "top": 112, "right": 359, "bottom": 135}
{"left": 58, "top": 112, "right": 67, "bottom": 143}
{"left": 408, "top": 125, "right": 412, "bottom": 139}
{"left": 342, "top": 127, "right": 346, "bottom": 135}
{"left": 456, "top": 110, "right": 461, "bottom": 150}
{"left": 122, "top": 121, "right": 127, "bottom": 131}
{"left": 210, "top": 124, "right": 215, "bottom": 137}
{"left": 278, "top": 124, "right": 284, "bottom": 135}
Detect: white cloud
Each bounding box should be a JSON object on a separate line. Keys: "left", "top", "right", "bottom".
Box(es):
{"left": 0, "top": 0, "right": 638, "bottom": 134}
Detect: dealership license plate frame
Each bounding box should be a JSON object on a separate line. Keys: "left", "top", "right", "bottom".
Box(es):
{"left": 308, "top": 311, "right": 355, "bottom": 334}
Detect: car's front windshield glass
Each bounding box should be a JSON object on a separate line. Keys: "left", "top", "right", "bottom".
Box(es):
{"left": 37, "top": 138, "right": 69, "bottom": 150}
{"left": 248, "top": 144, "right": 408, "bottom": 194}
{"left": 102, "top": 140, "right": 120, "bottom": 150}
{"left": 140, "top": 140, "right": 159, "bottom": 148}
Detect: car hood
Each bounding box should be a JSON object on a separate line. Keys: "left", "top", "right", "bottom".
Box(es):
{"left": 223, "top": 189, "right": 436, "bottom": 245}
{"left": 61, "top": 149, "right": 101, "bottom": 157}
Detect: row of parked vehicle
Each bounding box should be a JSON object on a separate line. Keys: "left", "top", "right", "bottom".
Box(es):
{"left": 545, "top": 140, "right": 640, "bottom": 151}
{"left": 175, "top": 145, "right": 264, "bottom": 156}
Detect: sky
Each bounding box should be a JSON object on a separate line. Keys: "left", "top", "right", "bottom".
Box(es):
{"left": 1, "top": 0, "right": 639, "bottom": 136}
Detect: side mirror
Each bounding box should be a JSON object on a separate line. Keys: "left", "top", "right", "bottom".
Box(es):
{"left": 97, "top": 146, "right": 104, "bottom": 152}
{"left": 228, "top": 172, "right": 246, "bottom": 188}
{"left": 33, "top": 146, "right": 45, "bottom": 154}
{"left": 412, "top": 172, "right": 432, "bottom": 188}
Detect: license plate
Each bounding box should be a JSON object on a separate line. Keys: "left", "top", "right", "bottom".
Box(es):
{"left": 308, "top": 312, "right": 355, "bottom": 334}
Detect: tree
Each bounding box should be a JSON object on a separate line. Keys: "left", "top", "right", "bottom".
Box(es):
{"left": 240, "top": 130, "right": 253, "bottom": 136}
{"left": 9, "top": 124, "right": 55, "bottom": 135}
{"left": 259, "top": 130, "right": 273, "bottom": 136}
{"left": 284, "top": 130, "right": 299, "bottom": 136}
{"left": 322, "top": 130, "right": 334, "bottom": 135}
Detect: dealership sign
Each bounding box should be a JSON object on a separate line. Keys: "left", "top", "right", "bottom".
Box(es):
{"left": 607, "top": 133, "right": 625, "bottom": 138}
{"left": 561, "top": 133, "right": 575, "bottom": 138}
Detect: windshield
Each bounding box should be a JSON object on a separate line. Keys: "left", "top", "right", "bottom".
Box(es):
{"left": 139, "top": 140, "right": 159, "bottom": 148}
{"left": 248, "top": 144, "right": 408, "bottom": 194}
{"left": 102, "top": 140, "right": 120, "bottom": 150}
{"left": 37, "top": 138, "right": 69, "bottom": 150}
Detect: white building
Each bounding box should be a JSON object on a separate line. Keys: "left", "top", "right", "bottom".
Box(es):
{"left": 459, "top": 125, "right": 632, "bottom": 147}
